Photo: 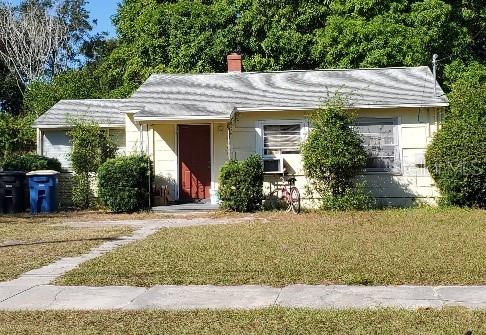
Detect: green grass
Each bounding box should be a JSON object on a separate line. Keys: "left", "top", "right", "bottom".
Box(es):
{"left": 0, "top": 308, "right": 485, "bottom": 334}
{"left": 57, "top": 208, "right": 486, "bottom": 287}
{"left": 0, "top": 215, "right": 132, "bottom": 281}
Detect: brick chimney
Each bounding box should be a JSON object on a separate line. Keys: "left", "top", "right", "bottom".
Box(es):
{"left": 227, "top": 53, "right": 242, "bottom": 72}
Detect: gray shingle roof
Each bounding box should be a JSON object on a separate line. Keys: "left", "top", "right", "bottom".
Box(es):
{"left": 129, "top": 66, "right": 448, "bottom": 121}
{"left": 34, "top": 99, "right": 126, "bottom": 127}
{"left": 35, "top": 66, "right": 448, "bottom": 127}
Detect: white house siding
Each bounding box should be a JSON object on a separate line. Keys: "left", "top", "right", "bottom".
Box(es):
{"left": 41, "top": 130, "right": 72, "bottom": 169}
{"left": 212, "top": 122, "right": 229, "bottom": 198}
{"left": 151, "top": 124, "right": 178, "bottom": 199}
{"left": 229, "top": 108, "right": 442, "bottom": 207}
{"left": 125, "top": 113, "right": 143, "bottom": 153}
{"left": 109, "top": 129, "right": 126, "bottom": 155}
{"left": 41, "top": 128, "right": 127, "bottom": 170}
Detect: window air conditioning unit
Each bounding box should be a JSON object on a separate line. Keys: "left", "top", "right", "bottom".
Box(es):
{"left": 263, "top": 157, "right": 284, "bottom": 174}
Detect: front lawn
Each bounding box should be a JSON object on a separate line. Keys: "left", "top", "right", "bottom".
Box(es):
{"left": 57, "top": 208, "right": 486, "bottom": 286}
{"left": 0, "top": 215, "right": 133, "bottom": 281}
{"left": 0, "top": 308, "right": 485, "bottom": 334}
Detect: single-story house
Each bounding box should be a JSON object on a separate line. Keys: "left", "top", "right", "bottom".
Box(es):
{"left": 34, "top": 53, "right": 449, "bottom": 207}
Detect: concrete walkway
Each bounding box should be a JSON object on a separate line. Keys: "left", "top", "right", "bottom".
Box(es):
{"left": 1, "top": 216, "right": 486, "bottom": 311}
{"left": 1, "top": 284, "right": 486, "bottom": 310}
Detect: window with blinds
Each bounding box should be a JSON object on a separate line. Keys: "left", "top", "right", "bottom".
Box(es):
{"left": 263, "top": 124, "right": 301, "bottom": 155}
{"left": 354, "top": 118, "right": 401, "bottom": 173}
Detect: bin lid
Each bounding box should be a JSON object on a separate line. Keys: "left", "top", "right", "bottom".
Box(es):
{"left": 0, "top": 171, "right": 26, "bottom": 177}
{"left": 27, "top": 170, "right": 60, "bottom": 176}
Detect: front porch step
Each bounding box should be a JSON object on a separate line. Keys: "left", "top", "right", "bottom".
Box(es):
{"left": 151, "top": 202, "right": 220, "bottom": 213}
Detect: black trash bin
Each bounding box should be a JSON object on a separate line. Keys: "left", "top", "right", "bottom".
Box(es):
{"left": 0, "top": 171, "right": 27, "bottom": 214}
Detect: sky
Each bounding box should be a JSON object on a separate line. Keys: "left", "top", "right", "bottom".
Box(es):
{"left": 85, "top": 0, "right": 119, "bottom": 37}
{"left": 8, "top": 0, "right": 119, "bottom": 37}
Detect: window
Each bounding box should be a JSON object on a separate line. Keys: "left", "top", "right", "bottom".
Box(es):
{"left": 262, "top": 123, "right": 302, "bottom": 156}
{"left": 354, "top": 118, "right": 401, "bottom": 173}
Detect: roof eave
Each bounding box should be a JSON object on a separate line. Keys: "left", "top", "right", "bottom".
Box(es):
{"left": 234, "top": 103, "right": 449, "bottom": 113}
{"left": 33, "top": 123, "right": 126, "bottom": 129}
{"left": 133, "top": 115, "right": 231, "bottom": 122}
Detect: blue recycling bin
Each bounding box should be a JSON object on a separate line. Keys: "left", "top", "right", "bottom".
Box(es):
{"left": 27, "top": 170, "right": 59, "bottom": 214}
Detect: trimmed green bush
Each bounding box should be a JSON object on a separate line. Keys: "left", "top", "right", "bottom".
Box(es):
{"left": 219, "top": 154, "right": 263, "bottom": 212}
{"left": 2, "top": 153, "right": 62, "bottom": 172}
{"left": 425, "top": 69, "right": 486, "bottom": 208}
{"left": 320, "top": 182, "right": 376, "bottom": 211}
{"left": 426, "top": 119, "right": 486, "bottom": 208}
{"left": 97, "top": 155, "right": 151, "bottom": 213}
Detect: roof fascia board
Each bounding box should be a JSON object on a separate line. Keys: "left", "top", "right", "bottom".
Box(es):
{"left": 229, "top": 103, "right": 448, "bottom": 120}
{"left": 121, "top": 109, "right": 143, "bottom": 114}
{"left": 33, "top": 123, "right": 126, "bottom": 129}
{"left": 134, "top": 115, "right": 230, "bottom": 122}
{"left": 235, "top": 103, "right": 449, "bottom": 113}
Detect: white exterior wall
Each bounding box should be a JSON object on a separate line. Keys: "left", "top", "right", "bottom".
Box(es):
{"left": 212, "top": 123, "right": 228, "bottom": 199}
{"left": 125, "top": 113, "right": 143, "bottom": 154}
{"left": 151, "top": 124, "right": 177, "bottom": 199}
{"left": 41, "top": 130, "right": 72, "bottom": 169}
{"left": 38, "top": 106, "right": 442, "bottom": 208}
{"left": 230, "top": 107, "right": 442, "bottom": 207}
{"left": 40, "top": 128, "right": 126, "bottom": 170}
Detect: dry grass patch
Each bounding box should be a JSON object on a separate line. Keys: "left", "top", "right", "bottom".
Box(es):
{"left": 0, "top": 215, "right": 133, "bottom": 281}
{"left": 57, "top": 208, "right": 486, "bottom": 286}
{"left": 0, "top": 308, "right": 485, "bottom": 334}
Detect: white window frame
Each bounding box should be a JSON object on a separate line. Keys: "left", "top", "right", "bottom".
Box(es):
{"left": 354, "top": 117, "right": 402, "bottom": 175}
{"left": 256, "top": 120, "right": 308, "bottom": 158}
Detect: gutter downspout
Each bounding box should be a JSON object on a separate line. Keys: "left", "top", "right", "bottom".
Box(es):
{"left": 139, "top": 122, "right": 152, "bottom": 208}
{"left": 432, "top": 54, "right": 438, "bottom": 96}
{"left": 147, "top": 124, "right": 151, "bottom": 209}
{"left": 139, "top": 122, "right": 144, "bottom": 153}
{"left": 228, "top": 108, "right": 239, "bottom": 160}
{"left": 227, "top": 123, "right": 231, "bottom": 160}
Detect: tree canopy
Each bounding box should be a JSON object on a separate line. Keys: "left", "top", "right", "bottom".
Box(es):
{"left": 425, "top": 66, "right": 486, "bottom": 208}
{"left": 1, "top": 0, "right": 485, "bottom": 154}
{"left": 25, "top": 0, "right": 484, "bottom": 107}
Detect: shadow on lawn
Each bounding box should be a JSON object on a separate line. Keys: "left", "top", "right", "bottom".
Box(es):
{"left": 0, "top": 237, "right": 118, "bottom": 248}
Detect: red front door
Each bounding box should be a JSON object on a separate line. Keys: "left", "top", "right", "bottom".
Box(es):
{"left": 179, "top": 125, "right": 211, "bottom": 202}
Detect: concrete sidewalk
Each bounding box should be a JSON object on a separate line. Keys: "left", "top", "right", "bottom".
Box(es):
{"left": 1, "top": 284, "right": 486, "bottom": 310}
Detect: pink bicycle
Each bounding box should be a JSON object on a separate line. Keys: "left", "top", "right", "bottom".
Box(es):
{"left": 268, "top": 176, "right": 301, "bottom": 214}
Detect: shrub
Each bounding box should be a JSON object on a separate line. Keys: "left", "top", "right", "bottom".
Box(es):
{"left": 68, "top": 120, "right": 117, "bottom": 209}
{"left": 219, "top": 154, "right": 263, "bottom": 212}
{"left": 2, "top": 153, "right": 62, "bottom": 172}
{"left": 320, "top": 182, "right": 376, "bottom": 211}
{"left": 0, "top": 113, "right": 36, "bottom": 158}
{"left": 301, "top": 95, "right": 371, "bottom": 210}
{"left": 425, "top": 70, "right": 486, "bottom": 208}
{"left": 97, "top": 155, "right": 151, "bottom": 213}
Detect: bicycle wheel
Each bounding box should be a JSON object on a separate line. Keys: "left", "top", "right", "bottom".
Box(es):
{"left": 289, "top": 186, "right": 301, "bottom": 214}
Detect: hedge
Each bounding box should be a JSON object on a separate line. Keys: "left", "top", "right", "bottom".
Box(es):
{"left": 425, "top": 69, "right": 486, "bottom": 208}
{"left": 2, "top": 153, "right": 62, "bottom": 172}
{"left": 218, "top": 154, "right": 263, "bottom": 212}
{"left": 97, "top": 155, "right": 151, "bottom": 213}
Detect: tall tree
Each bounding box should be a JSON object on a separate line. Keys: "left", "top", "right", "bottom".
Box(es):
{"left": 0, "top": 0, "right": 92, "bottom": 87}
{"left": 0, "top": 1, "right": 68, "bottom": 87}
{"left": 0, "top": 58, "right": 23, "bottom": 115}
